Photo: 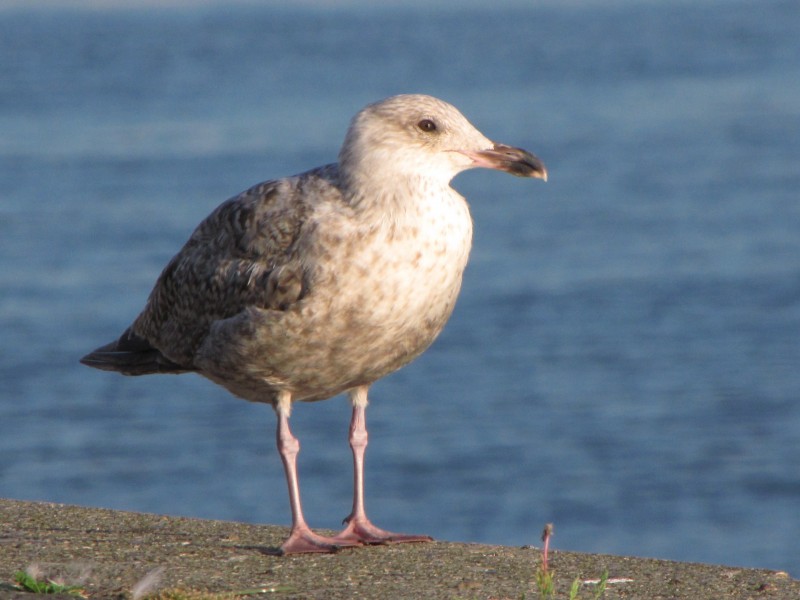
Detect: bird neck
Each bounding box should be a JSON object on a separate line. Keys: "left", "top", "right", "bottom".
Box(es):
{"left": 340, "top": 161, "right": 450, "bottom": 209}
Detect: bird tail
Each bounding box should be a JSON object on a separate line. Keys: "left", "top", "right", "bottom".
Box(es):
{"left": 80, "top": 327, "right": 194, "bottom": 376}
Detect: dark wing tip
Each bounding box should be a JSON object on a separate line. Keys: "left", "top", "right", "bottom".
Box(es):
{"left": 81, "top": 328, "right": 194, "bottom": 376}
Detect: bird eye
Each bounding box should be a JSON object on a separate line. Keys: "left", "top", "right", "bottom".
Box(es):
{"left": 417, "top": 119, "right": 437, "bottom": 132}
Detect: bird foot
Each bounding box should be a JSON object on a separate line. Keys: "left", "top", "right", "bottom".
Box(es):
{"left": 337, "top": 516, "right": 433, "bottom": 545}
{"left": 277, "top": 525, "right": 363, "bottom": 555}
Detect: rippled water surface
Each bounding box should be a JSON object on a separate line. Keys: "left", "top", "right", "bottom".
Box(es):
{"left": 1, "top": 0, "right": 799, "bottom": 574}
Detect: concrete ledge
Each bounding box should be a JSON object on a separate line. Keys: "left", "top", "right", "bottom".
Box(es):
{"left": 0, "top": 498, "right": 795, "bottom": 599}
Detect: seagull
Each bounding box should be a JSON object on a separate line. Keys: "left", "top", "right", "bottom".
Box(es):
{"left": 81, "top": 94, "right": 547, "bottom": 555}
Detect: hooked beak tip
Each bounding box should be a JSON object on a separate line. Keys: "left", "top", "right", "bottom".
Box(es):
{"left": 466, "top": 143, "right": 547, "bottom": 180}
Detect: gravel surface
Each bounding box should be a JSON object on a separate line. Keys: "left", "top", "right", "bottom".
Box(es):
{"left": 1, "top": 499, "right": 795, "bottom": 599}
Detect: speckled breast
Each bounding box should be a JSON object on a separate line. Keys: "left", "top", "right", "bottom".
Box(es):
{"left": 200, "top": 189, "right": 474, "bottom": 404}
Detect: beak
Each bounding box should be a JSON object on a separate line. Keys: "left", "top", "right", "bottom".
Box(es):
{"left": 464, "top": 143, "right": 547, "bottom": 180}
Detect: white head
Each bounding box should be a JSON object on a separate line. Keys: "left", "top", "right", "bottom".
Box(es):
{"left": 338, "top": 94, "right": 546, "bottom": 191}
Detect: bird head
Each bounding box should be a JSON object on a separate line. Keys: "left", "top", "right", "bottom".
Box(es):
{"left": 339, "top": 94, "right": 547, "bottom": 188}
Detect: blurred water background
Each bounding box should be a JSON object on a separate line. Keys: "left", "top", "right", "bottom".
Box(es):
{"left": 1, "top": 0, "right": 799, "bottom": 575}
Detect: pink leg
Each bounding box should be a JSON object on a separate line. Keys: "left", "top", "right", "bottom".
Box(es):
{"left": 274, "top": 392, "right": 361, "bottom": 555}
{"left": 336, "top": 386, "right": 433, "bottom": 545}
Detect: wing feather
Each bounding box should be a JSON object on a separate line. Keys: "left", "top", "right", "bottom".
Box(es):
{"left": 131, "top": 175, "right": 316, "bottom": 365}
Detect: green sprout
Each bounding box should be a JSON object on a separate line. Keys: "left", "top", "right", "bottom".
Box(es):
{"left": 13, "top": 569, "right": 87, "bottom": 597}
{"left": 531, "top": 523, "right": 609, "bottom": 600}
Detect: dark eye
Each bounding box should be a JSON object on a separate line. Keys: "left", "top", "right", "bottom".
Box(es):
{"left": 417, "top": 119, "right": 437, "bottom": 132}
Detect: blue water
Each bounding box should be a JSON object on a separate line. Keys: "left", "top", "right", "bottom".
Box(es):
{"left": 2, "top": 0, "right": 799, "bottom": 575}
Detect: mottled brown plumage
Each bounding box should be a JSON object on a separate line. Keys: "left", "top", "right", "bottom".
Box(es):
{"left": 81, "top": 94, "right": 546, "bottom": 554}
